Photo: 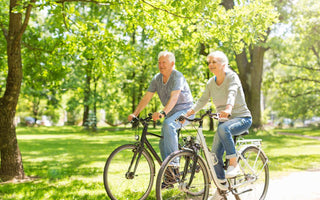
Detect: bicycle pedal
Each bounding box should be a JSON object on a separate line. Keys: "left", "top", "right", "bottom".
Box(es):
{"left": 161, "top": 182, "right": 174, "bottom": 190}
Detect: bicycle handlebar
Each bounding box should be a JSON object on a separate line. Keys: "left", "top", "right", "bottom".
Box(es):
{"left": 177, "top": 109, "right": 230, "bottom": 123}
{"left": 130, "top": 113, "right": 153, "bottom": 125}
{"left": 130, "top": 109, "right": 230, "bottom": 125}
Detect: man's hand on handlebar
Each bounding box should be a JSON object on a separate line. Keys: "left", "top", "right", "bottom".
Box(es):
{"left": 128, "top": 114, "right": 136, "bottom": 122}
{"left": 152, "top": 112, "right": 164, "bottom": 121}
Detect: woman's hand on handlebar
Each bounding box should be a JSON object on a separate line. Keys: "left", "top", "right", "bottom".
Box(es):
{"left": 177, "top": 114, "right": 187, "bottom": 124}
{"left": 219, "top": 107, "right": 232, "bottom": 122}
{"left": 179, "top": 109, "right": 195, "bottom": 124}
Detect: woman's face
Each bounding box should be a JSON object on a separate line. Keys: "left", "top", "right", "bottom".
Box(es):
{"left": 207, "top": 56, "right": 224, "bottom": 75}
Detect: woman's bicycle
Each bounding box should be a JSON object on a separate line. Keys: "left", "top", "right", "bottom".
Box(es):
{"left": 156, "top": 110, "right": 269, "bottom": 200}
{"left": 103, "top": 113, "right": 164, "bottom": 200}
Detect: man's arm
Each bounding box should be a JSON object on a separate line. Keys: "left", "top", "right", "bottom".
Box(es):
{"left": 128, "top": 91, "right": 154, "bottom": 121}
{"left": 152, "top": 90, "right": 181, "bottom": 121}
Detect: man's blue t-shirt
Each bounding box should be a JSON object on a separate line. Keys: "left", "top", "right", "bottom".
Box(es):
{"left": 147, "top": 70, "right": 193, "bottom": 117}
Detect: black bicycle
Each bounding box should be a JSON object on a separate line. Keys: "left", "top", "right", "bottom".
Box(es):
{"left": 103, "top": 113, "right": 163, "bottom": 200}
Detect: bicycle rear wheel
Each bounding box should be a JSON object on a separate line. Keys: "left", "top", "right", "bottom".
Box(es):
{"left": 235, "top": 146, "right": 269, "bottom": 200}
{"left": 103, "top": 144, "right": 155, "bottom": 200}
{"left": 156, "top": 150, "right": 210, "bottom": 200}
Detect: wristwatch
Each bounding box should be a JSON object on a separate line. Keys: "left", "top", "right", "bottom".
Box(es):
{"left": 160, "top": 110, "right": 167, "bottom": 117}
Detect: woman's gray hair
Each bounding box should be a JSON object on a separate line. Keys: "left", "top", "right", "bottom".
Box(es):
{"left": 158, "top": 51, "right": 175, "bottom": 65}
{"left": 207, "top": 51, "right": 229, "bottom": 69}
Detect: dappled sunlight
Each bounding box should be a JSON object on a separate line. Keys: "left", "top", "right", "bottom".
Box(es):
{"left": 1, "top": 126, "right": 318, "bottom": 199}
{"left": 79, "top": 161, "right": 105, "bottom": 169}
{"left": 18, "top": 134, "right": 72, "bottom": 140}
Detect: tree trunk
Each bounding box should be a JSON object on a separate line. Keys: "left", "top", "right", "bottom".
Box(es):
{"left": 131, "top": 71, "right": 136, "bottom": 114}
{"left": 235, "top": 46, "right": 266, "bottom": 128}
{"left": 92, "top": 75, "right": 98, "bottom": 131}
{"left": 222, "top": 0, "right": 266, "bottom": 128}
{"left": 249, "top": 46, "right": 265, "bottom": 128}
{"left": 0, "top": 0, "right": 27, "bottom": 181}
{"left": 209, "top": 119, "right": 214, "bottom": 131}
{"left": 83, "top": 74, "right": 91, "bottom": 128}
{"left": 32, "top": 96, "right": 40, "bottom": 125}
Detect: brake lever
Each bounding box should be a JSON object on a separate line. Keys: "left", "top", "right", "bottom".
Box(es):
{"left": 178, "top": 115, "right": 185, "bottom": 122}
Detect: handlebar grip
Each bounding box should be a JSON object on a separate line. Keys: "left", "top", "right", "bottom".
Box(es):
{"left": 130, "top": 117, "right": 139, "bottom": 124}
{"left": 177, "top": 115, "right": 185, "bottom": 122}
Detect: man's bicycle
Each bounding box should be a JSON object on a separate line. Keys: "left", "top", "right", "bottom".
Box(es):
{"left": 103, "top": 113, "right": 165, "bottom": 200}
{"left": 156, "top": 110, "right": 269, "bottom": 200}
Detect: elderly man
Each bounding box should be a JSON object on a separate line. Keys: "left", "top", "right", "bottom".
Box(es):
{"left": 128, "top": 51, "right": 194, "bottom": 164}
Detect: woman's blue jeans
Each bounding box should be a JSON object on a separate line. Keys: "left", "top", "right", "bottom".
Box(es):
{"left": 159, "top": 108, "right": 193, "bottom": 165}
{"left": 212, "top": 117, "right": 252, "bottom": 180}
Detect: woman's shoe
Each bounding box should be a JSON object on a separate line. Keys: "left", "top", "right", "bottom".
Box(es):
{"left": 208, "top": 189, "right": 224, "bottom": 200}
{"left": 225, "top": 165, "right": 240, "bottom": 178}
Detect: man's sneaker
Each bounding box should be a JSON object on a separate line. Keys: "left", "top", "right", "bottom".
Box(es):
{"left": 208, "top": 189, "right": 224, "bottom": 200}
{"left": 225, "top": 165, "right": 240, "bottom": 178}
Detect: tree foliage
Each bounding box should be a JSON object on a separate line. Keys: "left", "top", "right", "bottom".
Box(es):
{"left": 0, "top": 0, "right": 279, "bottom": 180}
{"left": 264, "top": 0, "right": 320, "bottom": 120}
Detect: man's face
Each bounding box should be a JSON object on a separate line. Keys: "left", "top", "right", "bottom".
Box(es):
{"left": 158, "top": 55, "right": 174, "bottom": 76}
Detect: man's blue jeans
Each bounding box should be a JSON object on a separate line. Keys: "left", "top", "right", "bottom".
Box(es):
{"left": 159, "top": 108, "right": 193, "bottom": 165}
{"left": 212, "top": 117, "right": 252, "bottom": 180}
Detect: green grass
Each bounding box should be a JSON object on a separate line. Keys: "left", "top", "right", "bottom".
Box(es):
{"left": 275, "top": 127, "right": 320, "bottom": 137}
{"left": 0, "top": 126, "right": 319, "bottom": 199}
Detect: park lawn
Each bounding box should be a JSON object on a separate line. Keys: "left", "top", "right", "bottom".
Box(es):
{"left": 250, "top": 129, "right": 320, "bottom": 176}
{"left": 0, "top": 126, "right": 319, "bottom": 199}
{"left": 274, "top": 127, "right": 320, "bottom": 137}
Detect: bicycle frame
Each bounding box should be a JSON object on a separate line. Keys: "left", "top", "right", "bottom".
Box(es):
{"left": 192, "top": 117, "right": 268, "bottom": 192}
{"left": 195, "top": 120, "right": 229, "bottom": 191}
{"left": 128, "top": 119, "right": 162, "bottom": 177}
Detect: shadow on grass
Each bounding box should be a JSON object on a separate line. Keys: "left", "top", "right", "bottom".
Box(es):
{"left": 1, "top": 126, "right": 163, "bottom": 199}
{"left": 0, "top": 178, "right": 109, "bottom": 200}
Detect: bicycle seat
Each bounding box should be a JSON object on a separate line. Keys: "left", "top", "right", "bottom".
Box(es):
{"left": 237, "top": 130, "right": 249, "bottom": 136}
{"left": 233, "top": 130, "right": 249, "bottom": 143}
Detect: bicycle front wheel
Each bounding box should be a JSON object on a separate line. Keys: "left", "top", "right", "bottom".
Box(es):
{"left": 156, "top": 150, "right": 210, "bottom": 200}
{"left": 103, "top": 144, "right": 155, "bottom": 200}
{"left": 235, "top": 146, "right": 269, "bottom": 200}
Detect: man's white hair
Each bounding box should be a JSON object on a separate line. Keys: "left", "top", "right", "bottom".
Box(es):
{"left": 158, "top": 51, "right": 175, "bottom": 68}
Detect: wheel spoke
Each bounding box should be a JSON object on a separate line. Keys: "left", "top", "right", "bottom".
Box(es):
{"left": 104, "top": 144, "right": 154, "bottom": 200}
{"left": 156, "top": 150, "right": 209, "bottom": 200}
{"left": 235, "top": 146, "right": 269, "bottom": 200}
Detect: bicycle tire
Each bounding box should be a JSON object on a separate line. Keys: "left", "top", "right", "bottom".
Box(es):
{"left": 156, "top": 149, "right": 210, "bottom": 200}
{"left": 103, "top": 144, "right": 155, "bottom": 200}
{"left": 235, "top": 146, "right": 269, "bottom": 200}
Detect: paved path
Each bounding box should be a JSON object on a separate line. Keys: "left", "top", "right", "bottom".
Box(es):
{"left": 212, "top": 132, "right": 320, "bottom": 199}
{"left": 276, "top": 132, "right": 320, "bottom": 141}
{"left": 266, "top": 170, "right": 320, "bottom": 200}
{"left": 210, "top": 170, "right": 320, "bottom": 200}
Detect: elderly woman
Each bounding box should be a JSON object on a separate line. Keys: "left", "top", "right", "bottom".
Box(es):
{"left": 185, "top": 51, "right": 252, "bottom": 197}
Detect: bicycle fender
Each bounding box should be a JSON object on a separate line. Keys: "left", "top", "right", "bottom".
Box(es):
{"left": 239, "top": 145, "right": 268, "bottom": 161}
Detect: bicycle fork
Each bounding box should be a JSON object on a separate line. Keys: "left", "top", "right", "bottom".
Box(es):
{"left": 125, "top": 144, "right": 144, "bottom": 179}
